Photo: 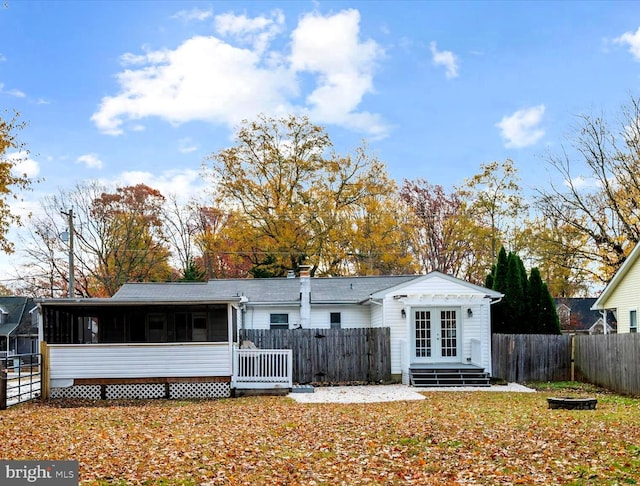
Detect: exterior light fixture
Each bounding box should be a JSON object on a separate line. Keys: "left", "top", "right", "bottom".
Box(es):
{"left": 467, "top": 308, "right": 473, "bottom": 317}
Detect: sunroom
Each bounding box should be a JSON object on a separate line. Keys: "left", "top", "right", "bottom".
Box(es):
{"left": 39, "top": 297, "right": 245, "bottom": 399}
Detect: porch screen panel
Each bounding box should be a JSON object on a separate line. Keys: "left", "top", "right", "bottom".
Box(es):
{"left": 440, "top": 310, "right": 457, "bottom": 357}
{"left": 414, "top": 310, "right": 431, "bottom": 358}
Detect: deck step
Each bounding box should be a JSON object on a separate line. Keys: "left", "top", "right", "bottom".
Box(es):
{"left": 409, "top": 366, "right": 490, "bottom": 387}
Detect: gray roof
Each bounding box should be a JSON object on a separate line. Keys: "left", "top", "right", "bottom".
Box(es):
{"left": 113, "top": 279, "right": 300, "bottom": 304}
{"left": 555, "top": 298, "right": 617, "bottom": 332}
{"left": 113, "top": 275, "right": 421, "bottom": 305}
{"left": 0, "top": 297, "right": 37, "bottom": 336}
{"left": 310, "top": 276, "right": 418, "bottom": 303}
{"left": 0, "top": 323, "right": 19, "bottom": 336}
{"left": 108, "top": 281, "right": 241, "bottom": 303}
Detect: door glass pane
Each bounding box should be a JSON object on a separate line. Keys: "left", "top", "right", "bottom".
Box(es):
{"left": 440, "top": 310, "right": 457, "bottom": 357}
{"left": 415, "top": 310, "right": 431, "bottom": 358}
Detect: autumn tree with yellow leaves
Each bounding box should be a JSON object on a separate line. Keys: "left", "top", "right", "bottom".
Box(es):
{"left": 204, "top": 114, "right": 409, "bottom": 277}
{"left": 0, "top": 111, "right": 34, "bottom": 254}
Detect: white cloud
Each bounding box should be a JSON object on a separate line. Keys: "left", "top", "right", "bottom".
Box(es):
{"left": 496, "top": 105, "right": 546, "bottom": 148}
{"left": 429, "top": 41, "right": 459, "bottom": 79}
{"left": 289, "top": 9, "right": 388, "bottom": 136}
{"left": 91, "top": 9, "right": 388, "bottom": 139}
{"left": 92, "top": 35, "right": 295, "bottom": 135}
{"left": 215, "top": 10, "right": 284, "bottom": 54}
{"left": 76, "top": 153, "right": 104, "bottom": 169}
{"left": 8, "top": 151, "right": 40, "bottom": 178}
{"left": 171, "top": 7, "right": 213, "bottom": 23}
{"left": 0, "top": 54, "right": 6, "bottom": 62}
{"left": 565, "top": 176, "right": 601, "bottom": 190}
{"left": 614, "top": 26, "right": 640, "bottom": 60}
{"left": 178, "top": 137, "right": 198, "bottom": 153}
{"left": 115, "top": 169, "right": 203, "bottom": 203}
{"left": 0, "top": 83, "right": 26, "bottom": 98}
{"left": 36, "top": 98, "right": 51, "bottom": 105}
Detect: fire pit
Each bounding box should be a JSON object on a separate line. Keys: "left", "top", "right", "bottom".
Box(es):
{"left": 547, "top": 397, "right": 597, "bottom": 410}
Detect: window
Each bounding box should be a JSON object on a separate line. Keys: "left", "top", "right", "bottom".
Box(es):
{"left": 630, "top": 310, "right": 637, "bottom": 334}
{"left": 270, "top": 313, "right": 289, "bottom": 330}
{"left": 330, "top": 312, "right": 341, "bottom": 329}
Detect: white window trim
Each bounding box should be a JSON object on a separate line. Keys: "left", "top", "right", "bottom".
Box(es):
{"left": 630, "top": 308, "right": 638, "bottom": 334}
{"left": 270, "top": 313, "right": 289, "bottom": 330}
{"left": 330, "top": 312, "right": 341, "bottom": 330}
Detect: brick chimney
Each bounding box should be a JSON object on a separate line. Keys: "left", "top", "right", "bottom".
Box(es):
{"left": 299, "top": 265, "right": 312, "bottom": 328}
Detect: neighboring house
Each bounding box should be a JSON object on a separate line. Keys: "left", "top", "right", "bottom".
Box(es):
{"left": 38, "top": 269, "right": 502, "bottom": 399}
{"left": 0, "top": 296, "right": 39, "bottom": 358}
{"left": 592, "top": 242, "right": 640, "bottom": 333}
{"left": 555, "top": 298, "right": 617, "bottom": 334}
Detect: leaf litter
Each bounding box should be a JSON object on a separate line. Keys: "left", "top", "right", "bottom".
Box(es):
{"left": 0, "top": 390, "right": 638, "bottom": 485}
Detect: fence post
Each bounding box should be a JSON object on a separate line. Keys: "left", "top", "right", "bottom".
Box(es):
{"left": 570, "top": 334, "right": 575, "bottom": 382}
{"left": 40, "top": 341, "right": 49, "bottom": 400}
{"left": 0, "top": 359, "right": 6, "bottom": 410}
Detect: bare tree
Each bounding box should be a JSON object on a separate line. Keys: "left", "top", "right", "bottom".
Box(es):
{"left": 21, "top": 181, "right": 174, "bottom": 297}
{"left": 536, "top": 95, "right": 640, "bottom": 283}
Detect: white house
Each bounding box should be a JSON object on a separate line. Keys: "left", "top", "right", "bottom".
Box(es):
{"left": 591, "top": 242, "right": 640, "bottom": 333}
{"left": 38, "top": 270, "right": 502, "bottom": 399}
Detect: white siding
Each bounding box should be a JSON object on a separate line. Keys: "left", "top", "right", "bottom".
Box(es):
{"left": 237, "top": 274, "right": 495, "bottom": 376}
{"left": 600, "top": 260, "right": 640, "bottom": 333}
{"left": 244, "top": 305, "right": 372, "bottom": 330}
{"left": 49, "top": 343, "right": 231, "bottom": 380}
{"left": 371, "top": 304, "right": 383, "bottom": 328}
{"left": 381, "top": 275, "right": 494, "bottom": 375}
{"left": 243, "top": 306, "right": 300, "bottom": 329}
{"left": 381, "top": 296, "right": 409, "bottom": 375}
{"left": 395, "top": 274, "right": 490, "bottom": 297}
{"left": 309, "top": 305, "right": 371, "bottom": 329}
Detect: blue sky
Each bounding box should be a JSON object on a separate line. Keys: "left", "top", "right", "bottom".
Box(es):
{"left": 2, "top": 0, "right": 640, "bottom": 278}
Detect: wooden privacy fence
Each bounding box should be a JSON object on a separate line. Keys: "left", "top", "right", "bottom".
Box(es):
{"left": 241, "top": 328, "right": 391, "bottom": 384}
{"left": 575, "top": 334, "right": 640, "bottom": 396}
{"left": 492, "top": 334, "right": 572, "bottom": 383}
{"left": 492, "top": 333, "right": 640, "bottom": 396}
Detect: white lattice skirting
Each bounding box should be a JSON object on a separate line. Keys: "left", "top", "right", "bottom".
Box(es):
{"left": 51, "top": 384, "right": 101, "bottom": 400}
{"left": 50, "top": 382, "right": 231, "bottom": 400}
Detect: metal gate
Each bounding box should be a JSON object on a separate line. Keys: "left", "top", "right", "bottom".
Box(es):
{"left": 0, "top": 353, "right": 42, "bottom": 409}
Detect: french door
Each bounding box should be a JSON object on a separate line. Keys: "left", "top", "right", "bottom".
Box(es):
{"left": 413, "top": 308, "right": 459, "bottom": 362}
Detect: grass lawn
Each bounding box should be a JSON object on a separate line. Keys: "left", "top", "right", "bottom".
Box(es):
{"left": 1, "top": 385, "right": 639, "bottom": 485}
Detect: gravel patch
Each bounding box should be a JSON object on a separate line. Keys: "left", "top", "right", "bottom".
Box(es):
{"left": 287, "top": 383, "right": 535, "bottom": 404}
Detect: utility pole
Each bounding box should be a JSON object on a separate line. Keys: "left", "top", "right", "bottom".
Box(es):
{"left": 61, "top": 209, "right": 75, "bottom": 298}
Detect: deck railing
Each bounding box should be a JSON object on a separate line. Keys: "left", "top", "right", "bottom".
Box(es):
{"left": 232, "top": 348, "right": 293, "bottom": 389}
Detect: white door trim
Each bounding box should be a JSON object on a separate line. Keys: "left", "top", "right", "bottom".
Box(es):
{"left": 411, "top": 306, "right": 461, "bottom": 363}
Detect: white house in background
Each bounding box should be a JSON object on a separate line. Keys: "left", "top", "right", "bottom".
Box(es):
{"left": 38, "top": 270, "right": 502, "bottom": 399}
{"left": 591, "top": 242, "right": 640, "bottom": 333}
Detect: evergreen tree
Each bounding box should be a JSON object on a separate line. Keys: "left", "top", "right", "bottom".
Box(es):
{"left": 493, "top": 247, "right": 509, "bottom": 294}
{"left": 489, "top": 247, "right": 510, "bottom": 333}
{"left": 488, "top": 252, "right": 561, "bottom": 335}
{"left": 180, "top": 257, "right": 206, "bottom": 282}
{"left": 485, "top": 264, "right": 495, "bottom": 289}
{"left": 517, "top": 255, "right": 530, "bottom": 332}
{"left": 528, "top": 267, "right": 544, "bottom": 332}
{"left": 505, "top": 252, "right": 525, "bottom": 333}
{"left": 539, "top": 282, "right": 561, "bottom": 334}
